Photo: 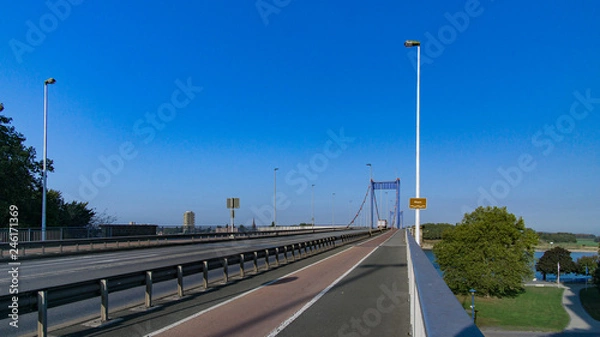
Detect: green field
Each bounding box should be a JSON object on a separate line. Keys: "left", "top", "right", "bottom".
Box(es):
{"left": 536, "top": 239, "right": 599, "bottom": 251}
{"left": 456, "top": 287, "right": 569, "bottom": 331}
{"left": 576, "top": 239, "right": 599, "bottom": 249}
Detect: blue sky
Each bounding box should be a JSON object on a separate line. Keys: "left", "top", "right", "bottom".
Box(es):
{"left": 1, "top": 1, "right": 599, "bottom": 233}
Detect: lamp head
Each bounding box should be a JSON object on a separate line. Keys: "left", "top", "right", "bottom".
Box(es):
{"left": 0, "top": 103, "right": 4, "bottom": 112}
{"left": 45, "top": 78, "right": 56, "bottom": 85}
{"left": 404, "top": 40, "right": 421, "bottom": 48}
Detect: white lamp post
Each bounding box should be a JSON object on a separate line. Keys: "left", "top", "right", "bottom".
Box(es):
{"left": 405, "top": 39, "right": 421, "bottom": 245}
{"left": 366, "top": 163, "right": 372, "bottom": 228}
{"left": 311, "top": 184, "right": 315, "bottom": 228}
{"left": 331, "top": 192, "right": 335, "bottom": 226}
{"left": 273, "top": 167, "right": 278, "bottom": 227}
{"left": 42, "top": 78, "right": 56, "bottom": 241}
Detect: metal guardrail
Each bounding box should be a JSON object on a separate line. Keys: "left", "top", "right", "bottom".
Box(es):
{"left": 406, "top": 230, "right": 484, "bottom": 337}
{"left": 0, "top": 227, "right": 348, "bottom": 260}
{"left": 0, "top": 230, "right": 377, "bottom": 337}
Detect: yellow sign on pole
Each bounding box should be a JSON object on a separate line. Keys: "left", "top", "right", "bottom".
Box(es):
{"left": 409, "top": 198, "right": 427, "bottom": 209}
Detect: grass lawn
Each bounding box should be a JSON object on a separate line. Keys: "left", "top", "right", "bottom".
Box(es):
{"left": 456, "top": 287, "right": 569, "bottom": 331}
{"left": 580, "top": 287, "right": 600, "bottom": 321}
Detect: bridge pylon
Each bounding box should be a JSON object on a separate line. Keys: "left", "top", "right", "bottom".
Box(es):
{"left": 370, "top": 178, "right": 401, "bottom": 229}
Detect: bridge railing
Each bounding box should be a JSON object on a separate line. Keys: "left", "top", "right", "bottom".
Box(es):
{"left": 0, "top": 229, "right": 379, "bottom": 337}
{"left": 406, "top": 230, "right": 484, "bottom": 337}
{"left": 0, "top": 227, "right": 351, "bottom": 260}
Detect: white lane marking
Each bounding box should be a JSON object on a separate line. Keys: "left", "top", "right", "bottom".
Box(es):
{"left": 266, "top": 231, "right": 396, "bottom": 336}
{"left": 20, "top": 252, "right": 162, "bottom": 268}
{"left": 145, "top": 246, "right": 356, "bottom": 336}
{"left": 146, "top": 231, "right": 392, "bottom": 337}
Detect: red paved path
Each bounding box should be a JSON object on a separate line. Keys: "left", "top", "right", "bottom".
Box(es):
{"left": 151, "top": 230, "right": 395, "bottom": 337}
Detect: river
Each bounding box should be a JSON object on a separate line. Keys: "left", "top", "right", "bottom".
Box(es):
{"left": 423, "top": 249, "right": 597, "bottom": 282}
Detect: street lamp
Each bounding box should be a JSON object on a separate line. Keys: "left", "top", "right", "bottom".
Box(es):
{"left": 384, "top": 191, "right": 388, "bottom": 224}
{"left": 0, "top": 102, "right": 4, "bottom": 112}
{"left": 273, "top": 168, "right": 279, "bottom": 227}
{"left": 42, "top": 77, "right": 56, "bottom": 241}
{"left": 366, "top": 163, "right": 372, "bottom": 228}
{"left": 311, "top": 184, "right": 315, "bottom": 229}
{"left": 469, "top": 289, "right": 476, "bottom": 324}
{"left": 405, "top": 39, "right": 421, "bottom": 245}
{"left": 331, "top": 193, "right": 335, "bottom": 226}
{"left": 348, "top": 200, "right": 353, "bottom": 224}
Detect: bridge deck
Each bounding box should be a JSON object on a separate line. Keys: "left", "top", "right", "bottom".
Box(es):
{"left": 50, "top": 230, "right": 409, "bottom": 337}
{"left": 276, "top": 228, "right": 410, "bottom": 337}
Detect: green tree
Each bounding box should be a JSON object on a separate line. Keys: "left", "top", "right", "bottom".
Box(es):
{"left": 535, "top": 247, "right": 577, "bottom": 281}
{"left": 433, "top": 206, "right": 538, "bottom": 297}
{"left": 594, "top": 268, "right": 600, "bottom": 288}
{"left": 1, "top": 114, "right": 48, "bottom": 226}
{"left": 574, "top": 255, "right": 598, "bottom": 276}
{"left": 538, "top": 232, "right": 577, "bottom": 243}
{"left": 1, "top": 113, "right": 95, "bottom": 228}
{"left": 422, "top": 223, "right": 454, "bottom": 240}
{"left": 594, "top": 243, "right": 600, "bottom": 289}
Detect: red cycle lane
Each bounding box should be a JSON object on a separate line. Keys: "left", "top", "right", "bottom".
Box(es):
{"left": 150, "top": 230, "right": 396, "bottom": 337}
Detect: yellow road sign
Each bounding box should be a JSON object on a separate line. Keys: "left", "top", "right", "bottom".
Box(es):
{"left": 409, "top": 198, "right": 427, "bottom": 209}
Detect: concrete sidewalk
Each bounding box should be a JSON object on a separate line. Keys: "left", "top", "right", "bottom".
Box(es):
{"left": 561, "top": 284, "right": 600, "bottom": 334}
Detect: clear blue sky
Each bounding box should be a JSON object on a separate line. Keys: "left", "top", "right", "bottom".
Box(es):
{"left": 1, "top": 1, "right": 599, "bottom": 233}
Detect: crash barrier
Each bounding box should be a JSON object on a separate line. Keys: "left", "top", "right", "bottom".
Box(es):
{"left": 0, "top": 230, "right": 381, "bottom": 337}
{"left": 0, "top": 227, "right": 351, "bottom": 260}
{"left": 405, "top": 230, "right": 484, "bottom": 337}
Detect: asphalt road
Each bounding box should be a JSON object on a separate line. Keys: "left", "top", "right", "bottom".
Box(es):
{"left": 277, "top": 229, "right": 410, "bottom": 337}
{"left": 0, "top": 230, "right": 365, "bottom": 294}
{"left": 0, "top": 230, "right": 368, "bottom": 337}
{"left": 42, "top": 230, "right": 408, "bottom": 337}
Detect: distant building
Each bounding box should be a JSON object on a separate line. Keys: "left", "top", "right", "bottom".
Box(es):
{"left": 183, "top": 211, "right": 195, "bottom": 233}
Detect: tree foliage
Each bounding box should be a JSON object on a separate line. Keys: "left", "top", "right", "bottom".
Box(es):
{"left": 594, "top": 243, "right": 600, "bottom": 289}
{"left": 535, "top": 247, "right": 577, "bottom": 281}
{"left": 575, "top": 233, "right": 596, "bottom": 240}
{"left": 1, "top": 114, "right": 44, "bottom": 226}
{"left": 537, "top": 232, "right": 577, "bottom": 243}
{"left": 594, "top": 268, "right": 600, "bottom": 288}
{"left": 1, "top": 114, "right": 95, "bottom": 228}
{"left": 574, "top": 255, "right": 598, "bottom": 276}
{"left": 422, "top": 223, "right": 454, "bottom": 240}
{"left": 433, "top": 206, "right": 538, "bottom": 297}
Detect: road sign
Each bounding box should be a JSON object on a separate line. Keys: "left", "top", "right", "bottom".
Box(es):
{"left": 409, "top": 198, "right": 427, "bottom": 209}
{"left": 227, "top": 198, "right": 240, "bottom": 209}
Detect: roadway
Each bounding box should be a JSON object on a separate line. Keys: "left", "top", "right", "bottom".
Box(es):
{"left": 46, "top": 229, "right": 410, "bottom": 336}
{"left": 0, "top": 229, "right": 369, "bottom": 336}
{"left": 0, "top": 230, "right": 365, "bottom": 294}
